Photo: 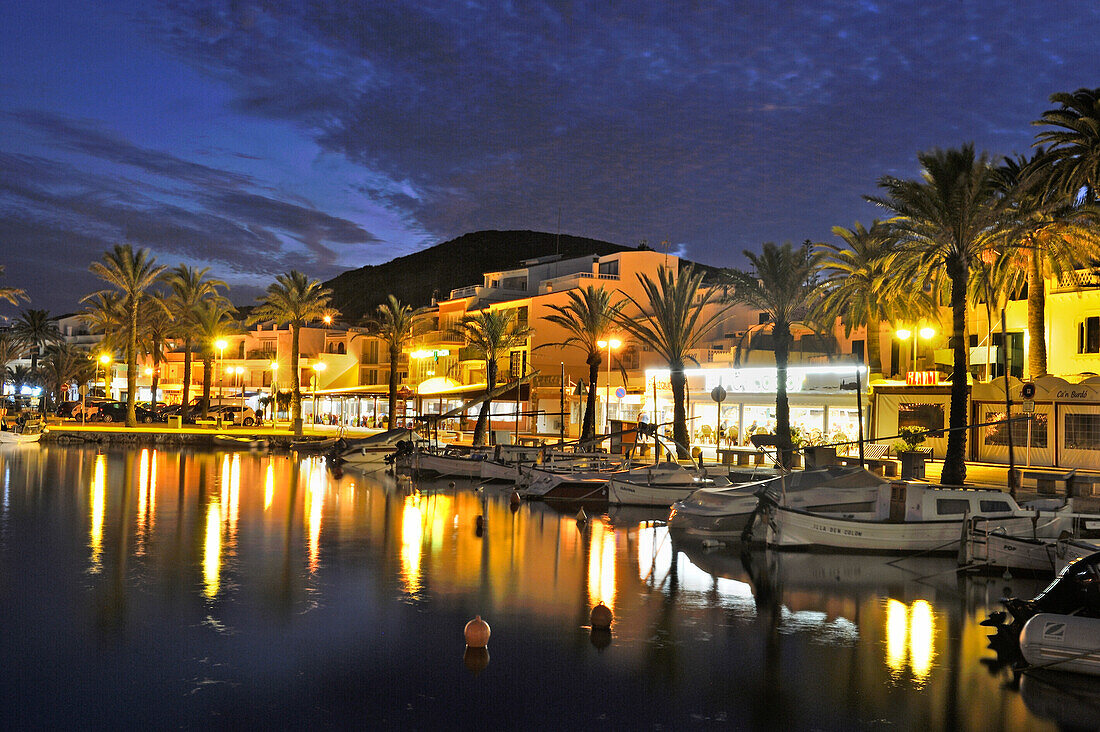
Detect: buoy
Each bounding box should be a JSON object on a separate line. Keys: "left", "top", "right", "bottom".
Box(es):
{"left": 509, "top": 490, "right": 521, "bottom": 506}
{"left": 576, "top": 507, "right": 588, "bottom": 524}
{"left": 475, "top": 514, "right": 485, "bottom": 531}
{"left": 463, "top": 646, "right": 490, "bottom": 674}
{"left": 464, "top": 615, "right": 491, "bottom": 647}
{"left": 590, "top": 628, "right": 612, "bottom": 651}
{"left": 449, "top": 481, "right": 456, "bottom": 488}
{"left": 590, "top": 602, "right": 613, "bottom": 630}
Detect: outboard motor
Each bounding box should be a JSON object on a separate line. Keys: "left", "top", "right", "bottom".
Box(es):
{"left": 385, "top": 439, "right": 414, "bottom": 466}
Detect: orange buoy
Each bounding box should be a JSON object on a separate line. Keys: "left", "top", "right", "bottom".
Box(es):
{"left": 590, "top": 602, "right": 613, "bottom": 630}
{"left": 464, "top": 615, "right": 491, "bottom": 647}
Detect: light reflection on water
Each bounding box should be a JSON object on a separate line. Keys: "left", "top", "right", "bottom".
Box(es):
{"left": 0, "top": 445, "right": 1068, "bottom": 729}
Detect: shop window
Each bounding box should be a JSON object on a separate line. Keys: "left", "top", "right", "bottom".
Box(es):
{"left": 936, "top": 499, "right": 971, "bottom": 516}
{"left": 1079, "top": 317, "right": 1100, "bottom": 354}
{"left": 898, "top": 403, "right": 944, "bottom": 432}
{"left": 983, "top": 410, "right": 1046, "bottom": 447}
{"left": 516, "top": 306, "right": 528, "bottom": 330}
{"left": 1065, "top": 413, "right": 1100, "bottom": 450}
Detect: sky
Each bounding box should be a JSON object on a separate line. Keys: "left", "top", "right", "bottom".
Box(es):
{"left": 1, "top": 1, "right": 1097, "bottom": 317}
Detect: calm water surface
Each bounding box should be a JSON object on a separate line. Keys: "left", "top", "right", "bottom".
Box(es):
{"left": 0, "top": 445, "right": 1094, "bottom": 730}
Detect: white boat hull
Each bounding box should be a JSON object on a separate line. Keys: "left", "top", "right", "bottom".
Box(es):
{"left": 400, "top": 451, "right": 483, "bottom": 478}
{"left": 963, "top": 528, "right": 1100, "bottom": 573}
{"left": 766, "top": 505, "right": 1037, "bottom": 553}
{"left": 0, "top": 431, "right": 42, "bottom": 445}
{"left": 1021, "top": 614, "right": 1100, "bottom": 676}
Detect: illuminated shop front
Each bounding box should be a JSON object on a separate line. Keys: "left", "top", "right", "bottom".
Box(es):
{"left": 643, "top": 365, "right": 870, "bottom": 448}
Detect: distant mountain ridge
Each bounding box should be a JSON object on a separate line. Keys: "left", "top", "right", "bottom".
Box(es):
{"left": 325, "top": 230, "right": 634, "bottom": 322}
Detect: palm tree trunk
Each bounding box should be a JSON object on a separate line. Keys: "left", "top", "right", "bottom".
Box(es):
{"left": 472, "top": 358, "right": 495, "bottom": 446}
{"left": 181, "top": 338, "right": 193, "bottom": 422}
{"left": 865, "top": 309, "right": 883, "bottom": 375}
{"left": 584, "top": 352, "right": 600, "bottom": 440}
{"left": 201, "top": 356, "right": 212, "bottom": 418}
{"left": 127, "top": 299, "right": 138, "bottom": 427}
{"left": 775, "top": 322, "right": 793, "bottom": 469}
{"left": 290, "top": 324, "right": 302, "bottom": 436}
{"left": 1026, "top": 247, "right": 1047, "bottom": 378}
{"left": 942, "top": 262, "right": 969, "bottom": 486}
{"left": 670, "top": 363, "right": 689, "bottom": 459}
{"left": 387, "top": 344, "right": 399, "bottom": 429}
{"left": 150, "top": 337, "right": 161, "bottom": 414}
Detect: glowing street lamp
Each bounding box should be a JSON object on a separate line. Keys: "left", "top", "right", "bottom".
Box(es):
{"left": 896, "top": 328, "right": 912, "bottom": 374}
{"left": 98, "top": 353, "right": 112, "bottom": 399}
{"left": 215, "top": 339, "right": 228, "bottom": 400}
{"left": 918, "top": 326, "right": 935, "bottom": 370}
{"left": 311, "top": 362, "right": 327, "bottom": 425}
{"left": 597, "top": 338, "right": 622, "bottom": 433}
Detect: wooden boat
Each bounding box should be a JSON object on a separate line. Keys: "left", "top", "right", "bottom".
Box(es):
{"left": 764, "top": 482, "right": 1093, "bottom": 554}
{"left": 667, "top": 467, "right": 887, "bottom": 542}
{"left": 960, "top": 515, "right": 1100, "bottom": 574}
{"left": 213, "top": 434, "right": 269, "bottom": 451}
{"left": 0, "top": 417, "right": 45, "bottom": 445}
{"left": 334, "top": 428, "right": 420, "bottom": 465}
{"left": 607, "top": 462, "right": 731, "bottom": 506}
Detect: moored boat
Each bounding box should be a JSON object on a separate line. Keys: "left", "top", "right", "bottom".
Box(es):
{"left": 0, "top": 416, "right": 45, "bottom": 445}
{"left": 961, "top": 515, "right": 1100, "bottom": 574}
{"left": 333, "top": 428, "right": 421, "bottom": 465}
{"left": 608, "top": 462, "right": 730, "bottom": 506}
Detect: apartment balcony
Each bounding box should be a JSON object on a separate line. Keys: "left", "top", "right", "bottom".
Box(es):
{"left": 538, "top": 271, "right": 619, "bottom": 294}
{"left": 1054, "top": 269, "right": 1100, "bottom": 292}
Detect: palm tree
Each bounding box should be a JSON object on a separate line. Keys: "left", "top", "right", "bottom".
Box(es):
{"left": 165, "top": 265, "right": 230, "bottom": 423}
{"left": 40, "top": 343, "right": 93, "bottom": 410}
{"left": 138, "top": 294, "right": 173, "bottom": 414}
{"left": 614, "top": 264, "right": 729, "bottom": 459}
{"left": 0, "top": 264, "right": 27, "bottom": 306}
{"left": 87, "top": 245, "right": 166, "bottom": 427}
{"left": 537, "top": 285, "right": 626, "bottom": 441}
{"left": 192, "top": 299, "right": 239, "bottom": 419}
{"left": 359, "top": 295, "right": 425, "bottom": 429}
{"left": 726, "top": 243, "right": 824, "bottom": 468}
{"left": 1033, "top": 88, "right": 1100, "bottom": 202}
{"left": 451, "top": 309, "right": 532, "bottom": 446}
{"left": 818, "top": 222, "right": 933, "bottom": 377}
{"left": 247, "top": 271, "right": 332, "bottom": 436}
{"left": 11, "top": 309, "right": 60, "bottom": 375}
{"left": 868, "top": 145, "right": 1012, "bottom": 486}
{"left": 994, "top": 152, "right": 1100, "bottom": 377}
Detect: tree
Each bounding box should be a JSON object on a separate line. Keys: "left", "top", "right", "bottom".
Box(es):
{"left": 537, "top": 285, "right": 626, "bottom": 441}
{"left": 359, "top": 295, "right": 425, "bottom": 429}
{"left": 614, "top": 264, "right": 729, "bottom": 459}
{"left": 451, "top": 309, "right": 532, "bottom": 446}
{"left": 40, "top": 343, "right": 93, "bottom": 410}
{"left": 868, "top": 145, "right": 1011, "bottom": 486}
{"left": 87, "top": 245, "right": 166, "bottom": 427}
{"left": 137, "top": 294, "right": 173, "bottom": 414}
{"left": 247, "top": 271, "right": 332, "bottom": 436}
{"left": 11, "top": 309, "right": 61, "bottom": 411}
{"left": 1033, "top": 88, "right": 1100, "bottom": 202}
{"left": 818, "top": 222, "right": 932, "bottom": 377}
{"left": 726, "top": 243, "right": 824, "bottom": 468}
{"left": 192, "top": 299, "right": 240, "bottom": 419}
{"left": 0, "top": 264, "right": 27, "bottom": 306}
{"left": 165, "top": 265, "right": 230, "bottom": 422}
{"left": 994, "top": 152, "right": 1100, "bottom": 377}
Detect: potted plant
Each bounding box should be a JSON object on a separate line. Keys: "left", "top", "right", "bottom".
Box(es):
{"left": 893, "top": 426, "right": 929, "bottom": 480}
{"left": 803, "top": 428, "right": 837, "bottom": 469}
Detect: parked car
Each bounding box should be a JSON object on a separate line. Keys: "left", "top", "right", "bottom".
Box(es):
{"left": 57, "top": 399, "right": 107, "bottom": 420}
{"left": 95, "top": 401, "right": 159, "bottom": 424}
{"left": 211, "top": 405, "right": 260, "bottom": 427}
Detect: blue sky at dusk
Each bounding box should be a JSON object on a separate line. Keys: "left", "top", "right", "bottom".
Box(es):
{"left": 1, "top": 1, "right": 1096, "bottom": 316}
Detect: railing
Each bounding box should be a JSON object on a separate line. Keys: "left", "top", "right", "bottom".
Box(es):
{"left": 448, "top": 285, "right": 479, "bottom": 299}
{"left": 1055, "top": 270, "right": 1100, "bottom": 291}
{"left": 539, "top": 271, "right": 620, "bottom": 292}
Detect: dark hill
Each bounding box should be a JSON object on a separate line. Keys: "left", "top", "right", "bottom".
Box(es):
{"left": 325, "top": 230, "right": 634, "bottom": 322}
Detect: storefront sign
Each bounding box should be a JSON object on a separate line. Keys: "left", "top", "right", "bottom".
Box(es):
{"left": 906, "top": 371, "right": 940, "bottom": 386}
{"left": 645, "top": 365, "right": 863, "bottom": 394}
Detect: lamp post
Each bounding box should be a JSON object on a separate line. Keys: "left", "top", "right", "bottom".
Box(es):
{"left": 234, "top": 366, "right": 246, "bottom": 413}
{"left": 269, "top": 361, "right": 279, "bottom": 426}
{"left": 895, "top": 328, "right": 911, "bottom": 377}
{"left": 215, "top": 339, "right": 228, "bottom": 401}
{"left": 98, "top": 353, "right": 112, "bottom": 400}
{"left": 597, "top": 338, "right": 621, "bottom": 433}
{"left": 311, "top": 362, "right": 327, "bottom": 426}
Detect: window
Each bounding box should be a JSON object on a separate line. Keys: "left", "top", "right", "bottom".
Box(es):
{"left": 516, "top": 306, "right": 528, "bottom": 330}
{"left": 899, "top": 403, "right": 944, "bottom": 432}
{"left": 758, "top": 312, "right": 771, "bottom": 324}
{"left": 979, "top": 500, "right": 1012, "bottom": 514}
{"left": 1079, "top": 316, "right": 1100, "bottom": 354}
{"left": 983, "top": 410, "right": 1046, "bottom": 447}
{"left": 1065, "top": 413, "right": 1100, "bottom": 451}
{"left": 851, "top": 339, "right": 864, "bottom": 361}
{"left": 936, "top": 499, "right": 971, "bottom": 516}
{"left": 598, "top": 260, "right": 619, "bottom": 276}
{"left": 509, "top": 350, "right": 527, "bottom": 379}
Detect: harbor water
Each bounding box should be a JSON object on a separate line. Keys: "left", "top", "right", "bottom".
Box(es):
{"left": 0, "top": 444, "right": 1093, "bottom": 730}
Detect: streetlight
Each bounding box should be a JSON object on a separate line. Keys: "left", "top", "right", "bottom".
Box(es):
{"left": 896, "top": 328, "right": 912, "bottom": 376}
{"left": 597, "top": 338, "right": 621, "bottom": 433}
{"left": 918, "top": 326, "right": 936, "bottom": 371}
{"left": 98, "top": 353, "right": 112, "bottom": 399}
{"left": 215, "top": 339, "right": 228, "bottom": 400}
{"left": 269, "top": 361, "right": 279, "bottom": 426}
{"left": 311, "top": 362, "right": 327, "bottom": 426}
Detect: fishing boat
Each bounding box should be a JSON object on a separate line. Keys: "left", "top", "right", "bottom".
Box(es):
{"left": 960, "top": 513, "right": 1100, "bottom": 574}
{"left": 607, "top": 462, "right": 731, "bottom": 506}
{"left": 519, "top": 452, "right": 633, "bottom": 502}
{"left": 212, "top": 434, "right": 269, "bottom": 450}
{"left": 478, "top": 444, "right": 545, "bottom": 482}
{"left": 667, "top": 467, "right": 887, "bottom": 543}
{"left": 763, "top": 482, "right": 1090, "bottom": 554}
{"left": 332, "top": 428, "right": 421, "bottom": 465}
{"left": 396, "top": 444, "right": 486, "bottom": 478}
{"left": 0, "top": 416, "right": 45, "bottom": 445}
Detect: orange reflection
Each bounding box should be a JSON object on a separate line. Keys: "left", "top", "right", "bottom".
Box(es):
{"left": 135, "top": 449, "right": 157, "bottom": 553}
{"left": 885, "top": 599, "right": 907, "bottom": 675}
{"left": 400, "top": 493, "right": 423, "bottom": 595}
{"left": 203, "top": 497, "right": 221, "bottom": 599}
{"left": 89, "top": 453, "right": 106, "bottom": 572}
{"left": 587, "top": 518, "right": 616, "bottom": 612}
{"left": 305, "top": 460, "right": 325, "bottom": 573}
{"left": 884, "top": 598, "right": 936, "bottom": 684}
{"left": 264, "top": 461, "right": 274, "bottom": 511}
